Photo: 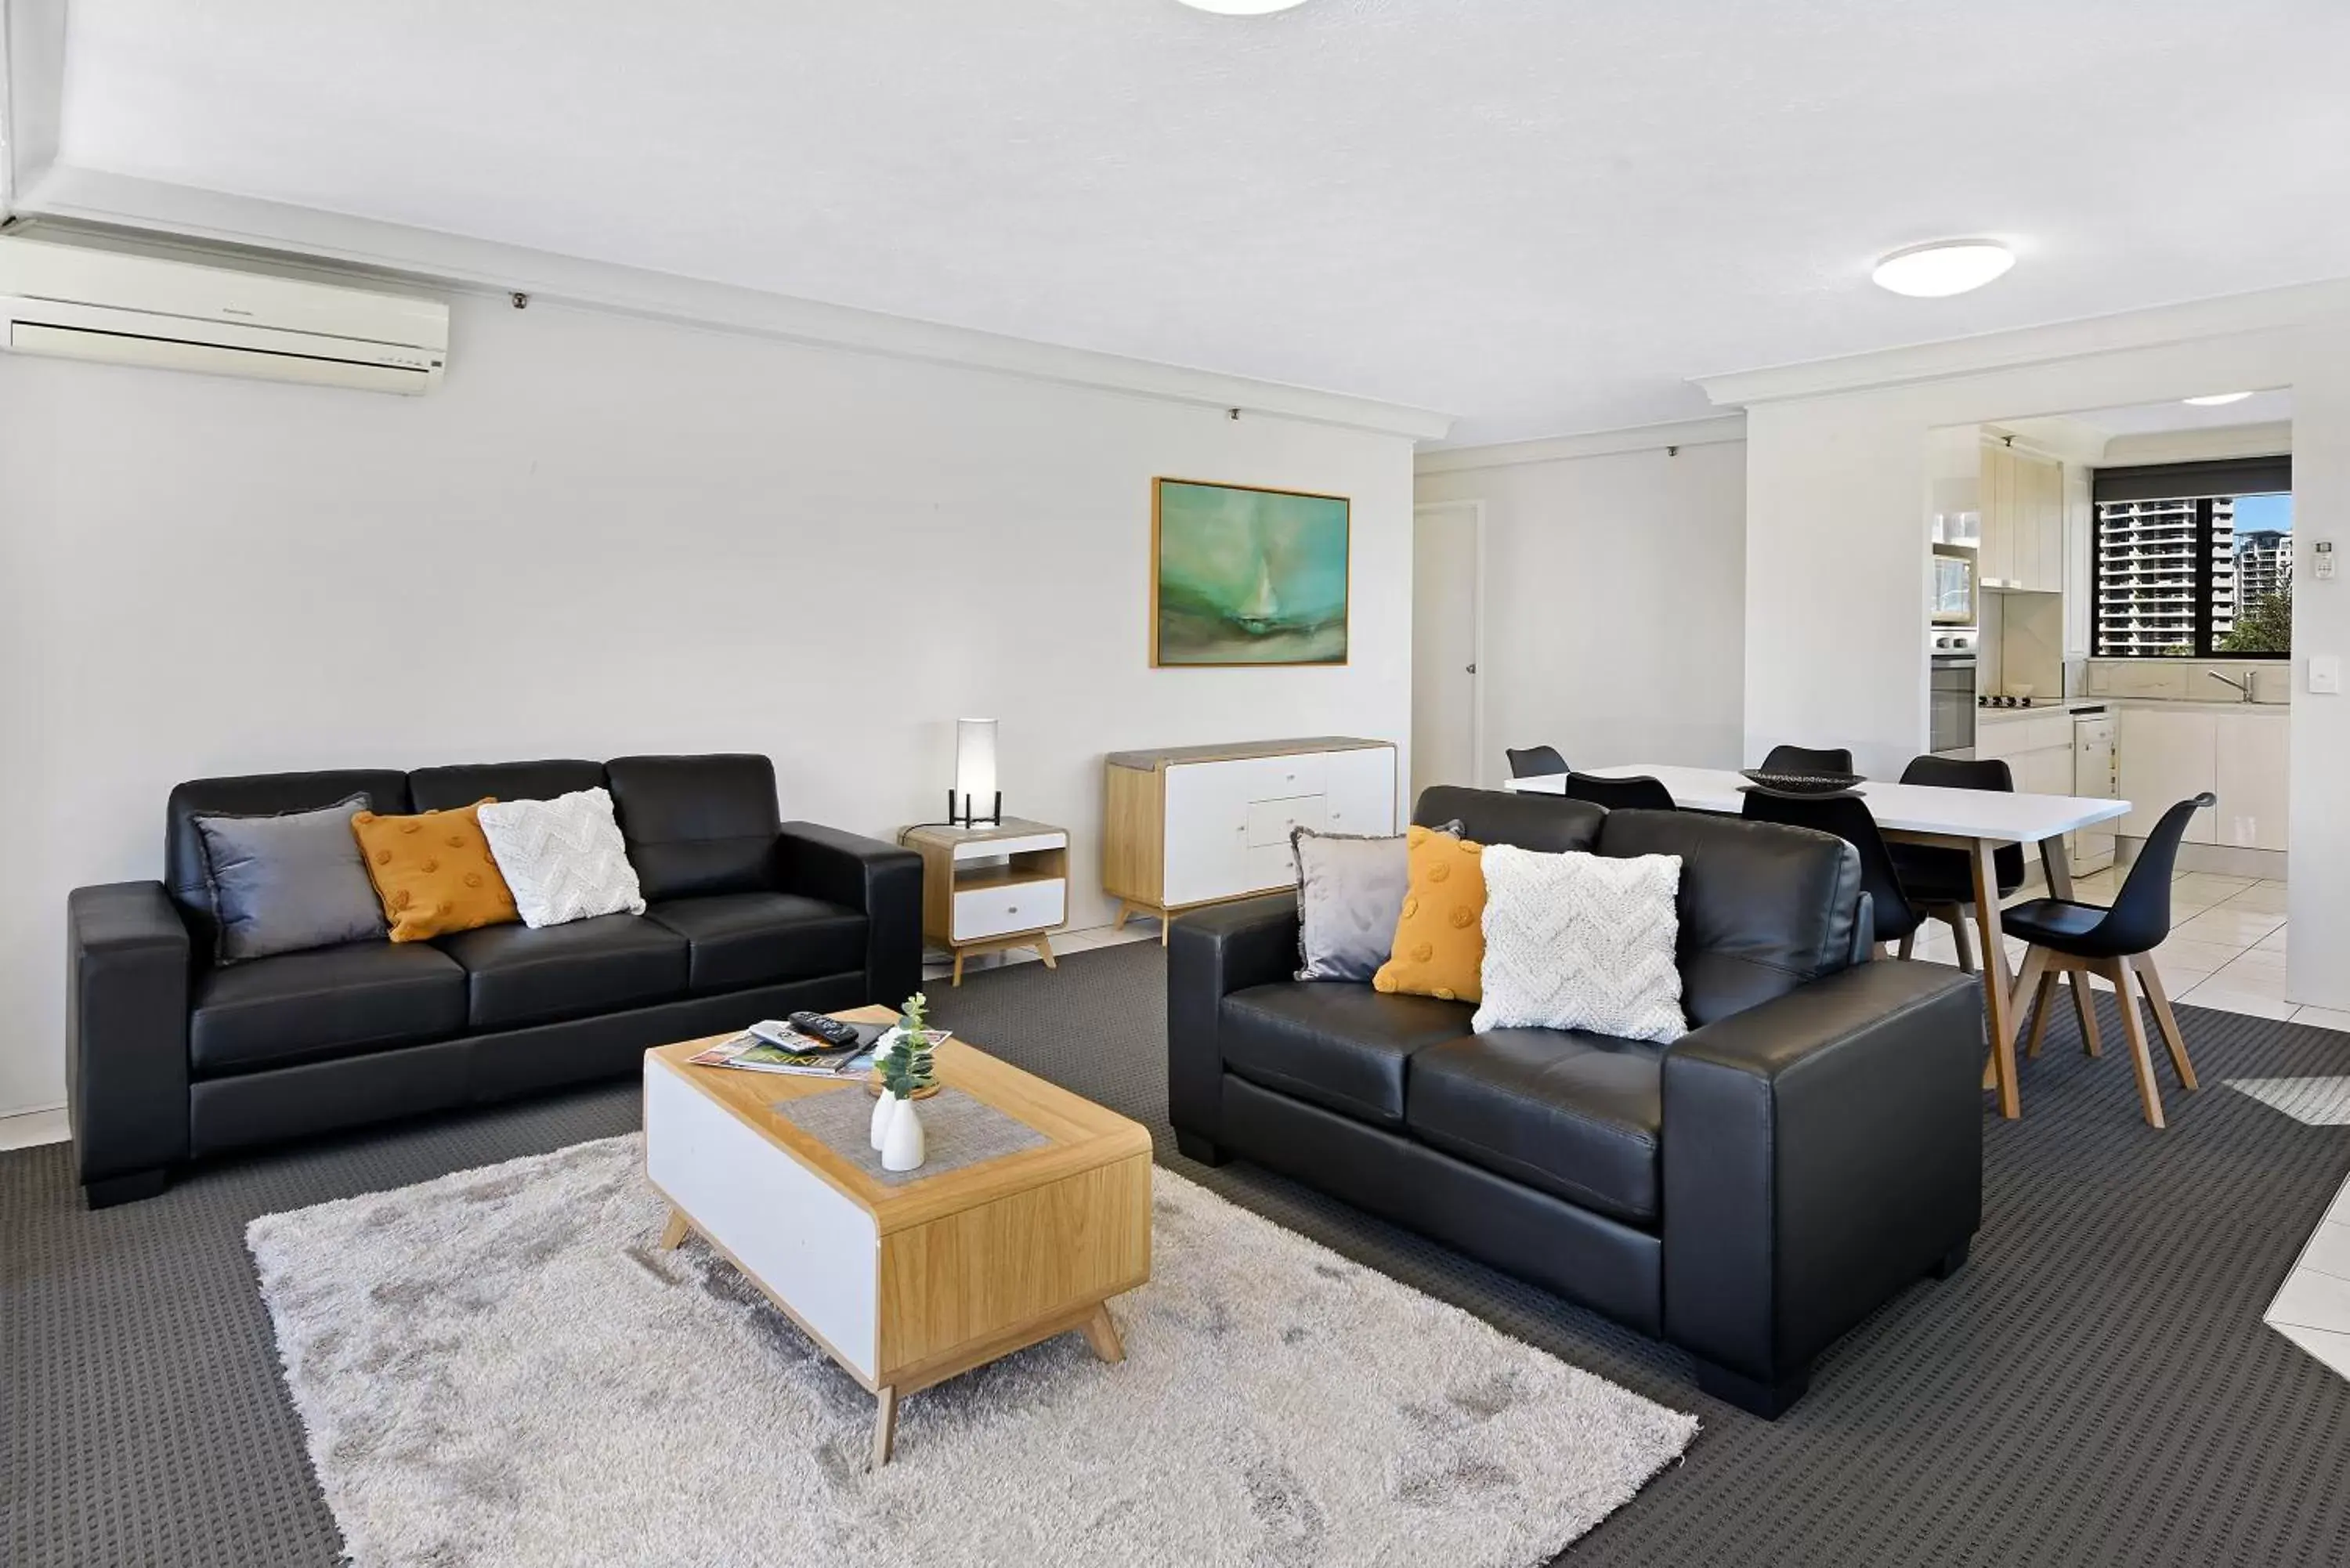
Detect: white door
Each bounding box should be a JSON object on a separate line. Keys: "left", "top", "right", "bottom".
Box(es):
{"left": 1412, "top": 501, "right": 1483, "bottom": 800}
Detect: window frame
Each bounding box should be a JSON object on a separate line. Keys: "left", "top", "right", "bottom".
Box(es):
{"left": 2088, "top": 456, "right": 2292, "bottom": 660}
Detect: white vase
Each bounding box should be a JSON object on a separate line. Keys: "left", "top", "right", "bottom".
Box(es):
{"left": 870, "top": 1091, "right": 899, "bottom": 1151}
{"left": 880, "top": 1097, "right": 926, "bottom": 1172}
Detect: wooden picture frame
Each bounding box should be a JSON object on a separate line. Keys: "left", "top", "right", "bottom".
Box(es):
{"left": 1150, "top": 477, "right": 1351, "bottom": 667}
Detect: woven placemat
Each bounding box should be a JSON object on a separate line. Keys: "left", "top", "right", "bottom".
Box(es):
{"left": 773, "top": 1086, "right": 1048, "bottom": 1187}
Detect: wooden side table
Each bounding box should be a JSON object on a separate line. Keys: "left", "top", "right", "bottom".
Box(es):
{"left": 900, "top": 818, "right": 1069, "bottom": 985}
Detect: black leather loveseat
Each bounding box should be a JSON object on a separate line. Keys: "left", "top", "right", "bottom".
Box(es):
{"left": 1169, "top": 786, "right": 1984, "bottom": 1417}
{"left": 66, "top": 753, "right": 920, "bottom": 1207}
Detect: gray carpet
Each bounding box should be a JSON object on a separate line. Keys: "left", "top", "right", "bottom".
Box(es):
{"left": 8, "top": 944, "right": 2350, "bottom": 1566}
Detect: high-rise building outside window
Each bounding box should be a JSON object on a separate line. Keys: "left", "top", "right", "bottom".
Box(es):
{"left": 2091, "top": 457, "right": 2291, "bottom": 658}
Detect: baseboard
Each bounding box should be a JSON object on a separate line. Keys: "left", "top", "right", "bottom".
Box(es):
{"left": 2116, "top": 837, "right": 2288, "bottom": 881}
{"left": 0, "top": 1103, "right": 70, "bottom": 1151}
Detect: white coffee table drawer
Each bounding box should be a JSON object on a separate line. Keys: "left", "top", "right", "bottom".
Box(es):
{"left": 953, "top": 879, "right": 1065, "bottom": 941}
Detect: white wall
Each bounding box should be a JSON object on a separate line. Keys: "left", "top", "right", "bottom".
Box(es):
{"left": 1727, "top": 314, "right": 2350, "bottom": 1008}
{"left": 0, "top": 297, "right": 1417, "bottom": 1114}
{"left": 1414, "top": 435, "right": 1747, "bottom": 780}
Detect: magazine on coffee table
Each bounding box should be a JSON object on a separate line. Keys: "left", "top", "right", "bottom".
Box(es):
{"left": 687, "top": 1021, "right": 888, "bottom": 1078}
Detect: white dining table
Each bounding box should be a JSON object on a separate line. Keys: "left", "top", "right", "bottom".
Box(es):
{"left": 1507, "top": 764, "right": 2134, "bottom": 1118}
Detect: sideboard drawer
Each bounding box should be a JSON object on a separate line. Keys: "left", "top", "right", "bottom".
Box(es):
{"left": 953, "top": 879, "right": 1065, "bottom": 941}
{"left": 1246, "top": 793, "right": 1325, "bottom": 848}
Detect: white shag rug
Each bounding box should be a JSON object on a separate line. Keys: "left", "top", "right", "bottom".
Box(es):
{"left": 248, "top": 1135, "right": 1697, "bottom": 1567}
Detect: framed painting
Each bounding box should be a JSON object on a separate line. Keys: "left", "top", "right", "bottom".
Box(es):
{"left": 1151, "top": 478, "right": 1350, "bottom": 667}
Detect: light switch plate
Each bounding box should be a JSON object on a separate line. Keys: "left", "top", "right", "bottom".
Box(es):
{"left": 2313, "top": 655, "right": 2343, "bottom": 695}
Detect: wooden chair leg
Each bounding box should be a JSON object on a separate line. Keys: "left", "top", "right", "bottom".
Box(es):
{"left": 2009, "top": 945, "right": 2052, "bottom": 1058}
{"left": 2069, "top": 970, "right": 2103, "bottom": 1057}
{"left": 2131, "top": 953, "right": 2199, "bottom": 1091}
{"left": 2025, "top": 971, "right": 2058, "bottom": 1060}
{"left": 1946, "top": 909, "right": 1977, "bottom": 974}
{"left": 2106, "top": 958, "right": 2167, "bottom": 1129}
{"left": 1896, "top": 929, "right": 1916, "bottom": 960}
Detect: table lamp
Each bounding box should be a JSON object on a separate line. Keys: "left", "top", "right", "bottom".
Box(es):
{"left": 952, "top": 718, "right": 1001, "bottom": 828}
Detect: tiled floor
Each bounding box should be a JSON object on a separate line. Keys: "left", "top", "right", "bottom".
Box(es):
{"left": 2265, "top": 1165, "right": 2350, "bottom": 1382}
{"left": 1910, "top": 869, "right": 2333, "bottom": 1028}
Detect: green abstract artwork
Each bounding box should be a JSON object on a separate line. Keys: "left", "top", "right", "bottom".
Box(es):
{"left": 1152, "top": 479, "right": 1350, "bottom": 667}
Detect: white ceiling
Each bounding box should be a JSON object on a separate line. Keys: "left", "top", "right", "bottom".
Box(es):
{"left": 2066, "top": 389, "right": 2295, "bottom": 439}
{"left": 42, "top": 0, "right": 2350, "bottom": 443}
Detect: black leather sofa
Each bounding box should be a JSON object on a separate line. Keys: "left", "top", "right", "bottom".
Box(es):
{"left": 66, "top": 754, "right": 920, "bottom": 1208}
{"left": 1170, "top": 786, "right": 1984, "bottom": 1417}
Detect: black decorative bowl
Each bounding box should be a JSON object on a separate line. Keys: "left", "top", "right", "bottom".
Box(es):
{"left": 1739, "top": 768, "right": 1866, "bottom": 797}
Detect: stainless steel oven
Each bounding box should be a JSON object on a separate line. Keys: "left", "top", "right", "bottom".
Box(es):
{"left": 1930, "top": 629, "right": 1977, "bottom": 754}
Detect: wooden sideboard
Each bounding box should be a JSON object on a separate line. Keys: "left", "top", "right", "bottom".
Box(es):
{"left": 1101, "top": 737, "right": 1398, "bottom": 942}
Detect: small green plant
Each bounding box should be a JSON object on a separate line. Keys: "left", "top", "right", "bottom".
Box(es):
{"left": 880, "top": 992, "right": 936, "bottom": 1100}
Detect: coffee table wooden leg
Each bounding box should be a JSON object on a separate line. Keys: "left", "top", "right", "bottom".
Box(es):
{"left": 657, "top": 1208, "right": 691, "bottom": 1251}
{"left": 1079, "top": 1302, "right": 1125, "bottom": 1364}
{"left": 871, "top": 1386, "right": 898, "bottom": 1468}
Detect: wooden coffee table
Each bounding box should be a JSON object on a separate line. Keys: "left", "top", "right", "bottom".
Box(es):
{"left": 642, "top": 1006, "right": 1152, "bottom": 1466}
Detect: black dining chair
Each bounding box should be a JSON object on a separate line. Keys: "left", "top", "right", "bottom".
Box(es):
{"left": 2001, "top": 793, "right": 2212, "bottom": 1129}
{"left": 1889, "top": 754, "right": 2028, "bottom": 972}
{"left": 1564, "top": 771, "right": 1676, "bottom": 811}
{"left": 1505, "top": 745, "right": 1569, "bottom": 779}
{"left": 1758, "top": 744, "right": 1855, "bottom": 776}
{"left": 1739, "top": 789, "right": 1924, "bottom": 956}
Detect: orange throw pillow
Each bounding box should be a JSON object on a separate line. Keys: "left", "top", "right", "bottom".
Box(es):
{"left": 350, "top": 799, "right": 519, "bottom": 942}
{"left": 1372, "top": 824, "right": 1487, "bottom": 1003}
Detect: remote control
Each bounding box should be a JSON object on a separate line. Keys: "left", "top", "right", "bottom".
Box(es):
{"left": 786, "top": 1011, "right": 864, "bottom": 1050}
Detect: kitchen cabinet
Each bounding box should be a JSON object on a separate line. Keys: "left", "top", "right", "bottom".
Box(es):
{"left": 2117, "top": 709, "right": 2217, "bottom": 844}
{"left": 2114, "top": 706, "right": 2287, "bottom": 847}
{"left": 2213, "top": 715, "right": 2290, "bottom": 851}
{"left": 1975, "top": 713, "right": 2074, "bottom": 797}
{"left": 1979, "top": 441, "right": 2064, "bottom": 594}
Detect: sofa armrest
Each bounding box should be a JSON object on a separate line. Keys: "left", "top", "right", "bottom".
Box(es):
{"left": 1661, "top": 960, "right": 1982, "bottom": 1400}
{"left": 772, "top": 823, "right": 924, "bottom": 1007}
{"left": 67, "top": 882, "right": 194, "bottom": 1201}
{"left": 1166, "top": 893, "right": 1300, "bottom": 1153}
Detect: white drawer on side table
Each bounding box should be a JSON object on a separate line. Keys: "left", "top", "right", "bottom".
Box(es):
{"left": 900, "top": 818, "right": 1070, "bottom": 986}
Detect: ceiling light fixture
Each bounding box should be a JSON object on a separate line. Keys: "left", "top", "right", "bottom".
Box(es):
{"left": 1870, "top": 240, "right": 2016, "bottom": 298}
{"left": 1173, "top": 0, "right": 1311, "bottom": 13}
{"left": 2182, "top": 392, "right": 2254, "bottom": 406}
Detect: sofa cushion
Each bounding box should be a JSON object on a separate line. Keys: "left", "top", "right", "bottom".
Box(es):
{"left": 190, "top": 940, "right": 467, "bottom": 1078}
{"left": 166, "top": 769, "right": 410, "bottom": 955}
{"left": 1412, "top": 785, "right": 1606, "bottom": 854}
{"left": 193, "top": 793, "right": 389, "bottom": 963}
{"left": 645, "top": 892, "right": 868, "bottom": 993}
{"left": 1405, "top": 1028, "right": 1665, "bottom": 1225}
{"left": 435, "top": 913, "right": 689, "bottom": 1029}
{"left": 352, "top": 800, "right": 519, "bottom": 942}
{"left": 1220, "top": 982, "right": 1473, "bottom": 1129}
{"left": 408, "top": 759, "right": 606, "bottom": 812}
{"left": 1372, "top": 826, "right": 1488, "bottom": 1004}
{"left": 606, "top": 754, "right": 780, "bottom": 901}
{"left": 1594, "top": 808, "right": 1862, "bottom": 1027}
{"left": 476, "top": 789, "right": 647, "bottom": 928}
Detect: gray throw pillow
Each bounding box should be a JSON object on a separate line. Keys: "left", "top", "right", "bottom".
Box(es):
{"left": 194, "top": 793, "right": 387, "bottom": 963}
{"left": 1292, "top": 826, "right": 1412, "bottom": 982}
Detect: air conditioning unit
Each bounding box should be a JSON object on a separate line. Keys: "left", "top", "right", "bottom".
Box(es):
{"left": 0, "top": 236, "right": 447, "bottom": 395}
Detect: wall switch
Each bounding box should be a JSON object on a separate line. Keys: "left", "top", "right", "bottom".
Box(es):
{"left": 2312, "top": 655, "right": 2343, "bottom": 695}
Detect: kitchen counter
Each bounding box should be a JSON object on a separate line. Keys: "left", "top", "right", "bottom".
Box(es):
{"left": 1976, "top": 696, "right": 2288, "bottom": 724}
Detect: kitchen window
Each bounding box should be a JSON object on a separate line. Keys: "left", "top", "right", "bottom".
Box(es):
{"left": 2090, "top": 455, "right": 2292, "bottom": 658}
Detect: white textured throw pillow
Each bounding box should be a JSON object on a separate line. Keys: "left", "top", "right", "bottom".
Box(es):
{"left": 476, "top": 788, "right": 647, "bottom": 928}
{"left": 1473, "top": 846, "right": 1687, "bottom": 1044}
